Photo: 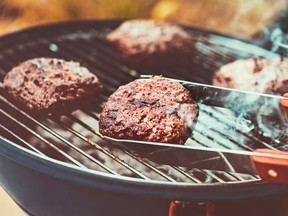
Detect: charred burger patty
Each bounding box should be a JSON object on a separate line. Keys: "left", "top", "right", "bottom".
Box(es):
{"left": 99, "top": 76, "right": 199, "bottom": 144}
{"left": 107, "top": 20, "right": 196, "bottom": 68}
{"left": 3, "top": 57, "right": 101, "bottom": 114}
{"left": 212, "top": 57, "right": 288, "bottom": 95}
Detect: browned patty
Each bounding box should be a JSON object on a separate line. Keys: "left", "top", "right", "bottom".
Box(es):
{"left": 107, "top": 20, "right": 196, "bottom": 68}
{"left": 99, "top": 76, "right": 199, "bottom": 144}
{"left": 212, "top": 57, "right": 288, "bottom": 95}
{"left": 3, "top": 58, "right": 101, "bottom": 114}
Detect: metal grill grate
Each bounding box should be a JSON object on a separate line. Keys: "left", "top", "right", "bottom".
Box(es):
{"left": 0, "top": 20, "right": 282, "bottom": 185}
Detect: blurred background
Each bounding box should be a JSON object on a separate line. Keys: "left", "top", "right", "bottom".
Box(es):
{"left": 0, "top": 0, "right": 288, "bottom": 40}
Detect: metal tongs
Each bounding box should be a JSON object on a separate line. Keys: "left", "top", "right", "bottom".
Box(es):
{"left": 97, "top": 75, "right": 288, "bottom": 184}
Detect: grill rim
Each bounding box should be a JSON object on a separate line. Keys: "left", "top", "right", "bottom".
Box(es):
{"left": 1, "top": 19, "right": 288, "bottom": 200}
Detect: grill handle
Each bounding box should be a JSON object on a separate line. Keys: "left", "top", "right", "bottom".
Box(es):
{"left": 252, "top": 149, "right": 288, "bottom": 184}
{"left": 252, "top": 94, "right": 288, "bottom": 184}
{"left": 169, "top": 201, "right": 215, "bottom": 216}
{"left": 252, "top": 93, "right": 288, "bottom": 184}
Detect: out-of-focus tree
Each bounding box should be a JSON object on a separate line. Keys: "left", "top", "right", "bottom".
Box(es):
{"left": 0, "top": 0, "right": 287, "bottom": 39}
{"left": 151, "top": 0, "right": 287, "bottom": 39}
{"left": 0, "top": 0, "right": 157, "bottom": 34}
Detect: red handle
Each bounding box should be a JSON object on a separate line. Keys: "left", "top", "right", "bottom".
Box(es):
{"left": 169, "top": 201, "right": 215, "bottom": 216}
{"left": 252, "top": 149, "right": 288, "bottom": 184}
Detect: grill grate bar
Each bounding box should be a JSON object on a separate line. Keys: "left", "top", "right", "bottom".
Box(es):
{"left": 200, "top": 107, "right": 255, "bottom": 150}
{"left": 82, "top": 109, "right": 200, "bottom": 182}
{"left": 121, "top": 154, "right": 177, "bottom": 182}
{"left": 171, "top": 167, "right": 202, "bottom": 183}
{"left": 195, "top": 120, "right": 243, "bottom": 150}
{"left": 0, "top": 123, "right": 45, "bottom": 156}
{"left": 76, "top": 39, "right": 126, "bottom": 64}
{"left": 226, "top": 172, "right": 249, "bottom": 181}
{"left": 54, "top": 116, "right": 152, "bottom": 180}
{"left": 61, "top": 39, "right": 139, "bottom": 80}
{"left": 202, "top": 170, "right": 226, "bottom": 183}
{"left": 45, "top": 118, "right": 120, "bottom": 175}
{"left": 0, "top": 94, "right": 122, "bottom": 175}
{"left": 0, "top": 108, "right": 85, "bottom": 167}
{"left": 66, "top": 39, "right": 139, "bottom": 77}
{"left": 204, "top": 106, "right": 279, "bottom": 150}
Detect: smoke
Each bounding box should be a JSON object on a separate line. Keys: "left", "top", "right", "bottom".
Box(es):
{"left": 256, "top": 98, "right": 288, "bottom": 140}
{"left": 222, "top": 90, "right": 288, "bottom": 145}
{"left": 270, "top": 26, "right": 288, "bottom": 58}
{"left": 235, "top": 112, "right": 254, "bottom": 133}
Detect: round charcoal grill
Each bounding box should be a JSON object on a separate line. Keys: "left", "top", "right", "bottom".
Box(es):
{"left": 1, "top": 20, "right": 288, "bottom": 216}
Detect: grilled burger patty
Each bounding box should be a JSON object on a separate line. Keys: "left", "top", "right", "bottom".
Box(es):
{"left": 99, "top": 76, "right": 199, "bottom": 144}
{"left": 107, "top": 20, "right": 196, "bottom": 68}
{"left": 3, "top": 58, "right": 101, "bottom": 114}
{"left": 212, "top": 57, "right": 288, "bottom": 95}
